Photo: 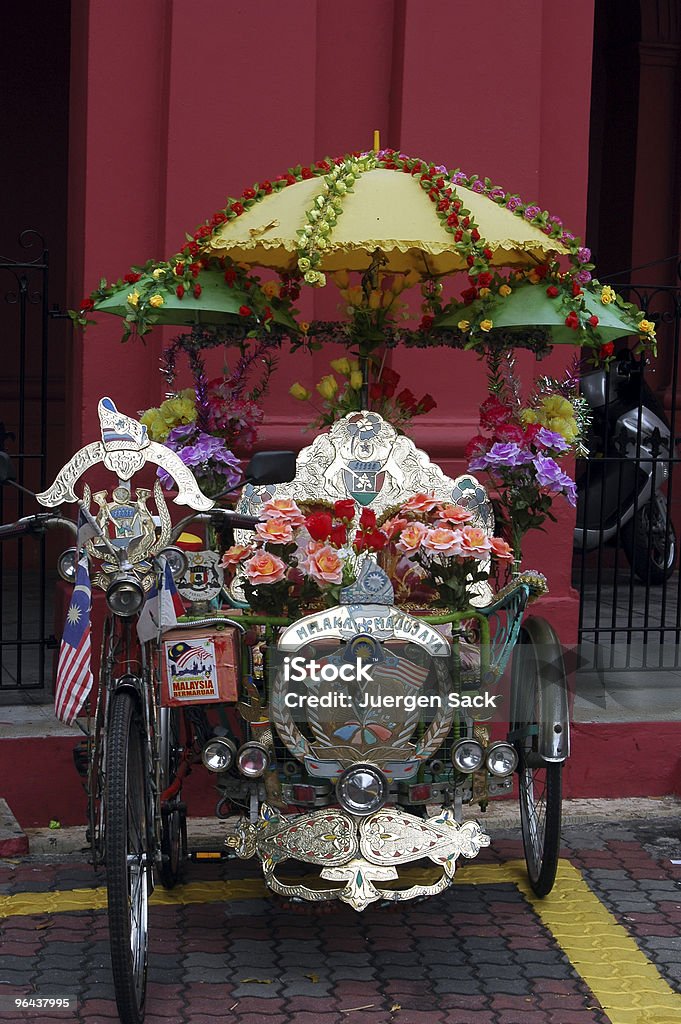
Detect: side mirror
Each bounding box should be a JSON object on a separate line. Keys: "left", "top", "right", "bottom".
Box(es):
{"left": 0, "top": 452, "right": 15, "bottom": 485}
{"left": 244, "top": 451, "right": 297, "bottom": 486}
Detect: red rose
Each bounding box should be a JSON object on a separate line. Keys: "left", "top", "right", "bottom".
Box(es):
{"left": 242, "top": 188, "right": 256, "bottom": 200}
{"left": 80, "top": 297, "right": 94, "bottom": 311}
{"left": 418, "top": 394, "right": 437, "bottom": 413}
{"left": 546, "top": 285, "right": 560, "bottom": 298}
{"left": 381, "top": 366, "right": 400, "bottom": 388}
{"left": 230, "top": 202, "right": 244, "bottom": 216}
{"left": 315, "top": 160, "right": 331, "bottom": 171}
{"left": 419, "top": 314, "right": 435, "bottom": 331}
{"left": 587, "top": 315, "right": 599, "bottom": 326}
{"left": 464, "top": 434, "right": 488, "bottom": 461}
{"left": 239, "top": 305, "right": 253, "bottom": 317}
{"left": 189, "top": 262, "right": 201, "bottom": 278}
{"left": 383, "top": 382, "right": 397, "bottom": 397}
{"left": 438, "top": 199, "right": 449, "bottom": 212}
{"left": 477, "top": 272, "right": 493, "bottom": 287}
{"left": 301, "top": 167, "right": 313, "bottom": 179}
{"left": 175, "top": 262, "right": 184, "bottom": 276}
{"left": 470, "top": 227, "right": 480, "bottom": 242}
{"left": 224, "top": 268, "right": 237, "bottom": 286}
{"left": 263, "top": 306, "right": 273, "bottom": 321}
{"left": 495, "top": 423, "right": 525, "bottom": 444}
{"left": 565, "top": 311, "right": 580, "bottom": 330}
{"left": 211, "top": 212, "right": 226, "bottom": 226}
{"left": 369, "top": 382, "right": 383, "bottom": 402}
{"left": 176, "top": 284, "right": 185, "bottom": 299}
{"left": 330, "top": 523, "right": 348, "bottom": 547}
{"left": 365, "top": 529, "right": 388, "bottom": 551}
{"left": 195, "top": 224, "right": 211, "bottom": 238}
{"left": 334, "top": 499, "right": 356, "bottom": 521}
{"left": 600, "top": 341, "right": 615, "bottom": 358}
{"left": 360, "top": 507, "right": 377, "bottom": 528}
{"left": 461, "top": 286, "right": 478, "bottom": 304}
{"left": 462, "top": 217, "right": 470, "bottom": 228}
{"left": 483, "top": 248, "right": 494, "bottom": 260}
{"left": 260, "top": 180, "right": 273, "bottom": 194}
{"left": 306, "top": 511, "right": 333, "bottom": 541}
{"left": 454, "top": 230, "right": 463, "bottom": 242}
{"left": 123, "top": 272, "right": 141, "bottom": 284}
{"left": 466, "top": 255, "right": 475, "bottom": 267}
{"left": 523, "top": 423, "right": 542, "bottom": 443}
{"left": 396, "top": 388, "right": 418, "bottom": 412}
{"left": 571, "top": 279, "right": 583, "bottom": 297}
{"left": 447, "top": 213, "right": 459, "bottom": 227}
{"left": 480, "top": 395, "right": 512, "bottom": 429}
{"left": 193, "top": 284, "right": 202, "bottom": 298}
{"left": 534, "top": 264, "right": 549, "bottom": 280}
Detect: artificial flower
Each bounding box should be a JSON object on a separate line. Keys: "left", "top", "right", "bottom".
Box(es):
{"left": 290, "top": 382, "right": 311, "bottom": 401}
{"left": 301, "top": 543, "right": 343, "bottom": 585}
{"left": 244, "top": 550, "right": 287, "bottom": 586}
{"left": 149, "top": 293, "right": 164, "bottom": 308}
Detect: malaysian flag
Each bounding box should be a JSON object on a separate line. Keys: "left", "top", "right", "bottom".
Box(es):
{"left": 137, "top": 556, "right": 185, "bottom": 643}
{"left": 167, "top": 641, "right": 212, "bottom": 670}
{"left": 55, "top": 553, "right": 94, "bottom": 724}
{"left": 374, "top": 653, "right": 430, "bottom": 689}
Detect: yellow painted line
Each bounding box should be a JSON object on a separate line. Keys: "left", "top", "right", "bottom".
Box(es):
{"left": 2, "top": 860, "right": 680, "bottom": 1024}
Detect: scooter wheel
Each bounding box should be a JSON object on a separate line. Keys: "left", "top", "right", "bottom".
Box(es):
{"left": 621, "top": 493, "right": 676, "bottom": 584}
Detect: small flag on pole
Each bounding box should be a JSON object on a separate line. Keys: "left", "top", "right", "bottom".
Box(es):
{"left": 137, "top": 556, "right": 185, "bottom": 643}
{"left": 55, "top": 553, "right": 94, "bottom": 724}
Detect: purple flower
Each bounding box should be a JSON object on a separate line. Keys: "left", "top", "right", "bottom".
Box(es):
{"left": 549, "top": 215, "right": 563, "bottom": 226}
{"left": 489, "top": 187, "right": 506, "bottom": 201}
{"left": 451, "top": 171, "right": 468, "bottom": 185}
{"left": 561, "top": 231, "right": 575, "bottom": 244}
{"left": 577, "top": 246, "right": 591, "bottom": 264}
{"left": 471, "top": 179, "right": 485, "bottom": 193}
{"left": 533, "top": 453, "right": 576, "bottom": 502}
{"left": 535, "top": 427, "right": 569, "bottom": 452}
{"left": 471, "top": 442, "right": 534, "bottom": 470}
{"left": 524, "top": 205, "right": 541, "bottom": 220}
{"left": 158, "top": 427, "right": 241, "bottom": 492}
{"left": 433, "top": 164, "right": 447, "bottom": 174}
{"left": 574, "top": 268, "right": 592, "bottom": 285}
{"left": 506, "top": 196, "right": 521, "bottom": 212}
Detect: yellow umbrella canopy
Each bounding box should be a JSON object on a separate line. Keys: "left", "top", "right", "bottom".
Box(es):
{"left": 205, "top": 151, "right": 572, "bottom": 282}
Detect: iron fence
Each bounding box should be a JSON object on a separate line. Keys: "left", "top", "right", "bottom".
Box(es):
{"left": 573, "top": 259, "right": 681, "bottom": 676}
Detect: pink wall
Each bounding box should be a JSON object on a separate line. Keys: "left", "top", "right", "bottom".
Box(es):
{"left": 67, "top": 0, "right": 596, "bottom": 639}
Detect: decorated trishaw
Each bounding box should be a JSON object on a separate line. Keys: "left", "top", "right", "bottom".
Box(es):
{"left": 24, "top": 146, "right": 656, "bottom": 1024}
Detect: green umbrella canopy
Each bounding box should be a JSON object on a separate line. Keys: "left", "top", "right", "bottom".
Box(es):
{"left": 80, "top": 262, "right": 299, "bottom": 342}
{"left": 435, "top": 277, "right": 652, "bottom": 349}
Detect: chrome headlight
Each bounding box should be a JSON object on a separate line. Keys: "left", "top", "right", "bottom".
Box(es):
{"left": 57, "top": 547, "right": 79, "bottom": 583}
{"left": 160, "top": 546, "right": 188, "bottom": 582}
{"left": 451, "top": 738, "right": 485, "bottom": 773}
{"left": 236, "top": 742, "right": 270, "bottom": 778}
{"left": 336, "top": 764, "right": 388, "bottom": 817}
{"left": 202, "top": 737, "right": 237, "bottom": 773}
{"left": 485, "top": 741, "right": 518, "bottom": 777}
{"left": 106, "top": 572, "right": 145, "bottom": 617}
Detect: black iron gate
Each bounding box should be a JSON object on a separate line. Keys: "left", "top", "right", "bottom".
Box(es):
{"left": 574, "top": 259, "right": 681, "bottom": 681}
{"left": 0, "top": 231, "right": 59, "bottom": 698}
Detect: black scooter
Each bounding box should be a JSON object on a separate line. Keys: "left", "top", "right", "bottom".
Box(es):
{"left": 574, "top": 349, "right": 676, "bottom": 584}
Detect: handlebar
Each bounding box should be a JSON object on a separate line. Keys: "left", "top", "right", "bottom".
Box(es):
{"left": 0, "top": 512, "right": 77, "bottom": 541}
{"left": 171, "top": 506, "right": 261, "bottom": 543}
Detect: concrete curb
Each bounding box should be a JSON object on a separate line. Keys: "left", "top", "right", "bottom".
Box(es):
{"left": 8, "top": 795, "right": 681, "bottom": 859}
{"left": 0, "top": 798, "right": 29, "bottom": 856}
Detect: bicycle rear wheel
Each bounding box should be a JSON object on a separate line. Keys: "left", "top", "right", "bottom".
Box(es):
{"left": 105, "top": 690, "right": 150, "bottom": 1024}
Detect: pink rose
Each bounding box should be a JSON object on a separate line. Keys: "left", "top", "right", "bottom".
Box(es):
{"left": 435, "top": 504, "right": 474, "bottom": 526}
{"left": 489, "top": 536, "right": 514, "bottom": 561}
{"left": 422, "top": 527, "right": 464, "bottom": 557}
{"left": 401, "top": 492, "right": 439, "bottom": 514}
{"left": 396, "top": 521, "right": 429, "bottom": 553}
{"left": 382, "top": 516, "right": 408, "bottom": 541}
{"left": 260, "top": 497, "right": 306, "bottom": 527}
{"left": 301, "top": 543, "right": 343, "bottom": 584}
{"left": 459, "top": 526, "right": 492, "bottom": 559}
{"left": 220, "top": 544, "right": 253, "bottom": 567}
{"left": 255, "top": 516, "right": 294, "bottom": 545}
{"left": 244, "top": 550, "right": 287, "bottom": 585}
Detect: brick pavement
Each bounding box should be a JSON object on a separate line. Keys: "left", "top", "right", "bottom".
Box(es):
{"left": 0, "top": 819, "right": 680, "bottom": 1023}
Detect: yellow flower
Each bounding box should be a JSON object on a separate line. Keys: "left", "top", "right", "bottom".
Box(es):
{"left": 479, "top": 319, "right": 493, "bottom": 332}
{"left": 127, "top": 290, "right": 140, "bottom": 307}
{"left": 349, "top": 359, "right": 360, "bottom": 372}
{"left": 140, "top": 407, "right": 169, "bottom": 441}
{"left": 382, "top": 289, "right": 395, "bottom": 308}
{"left": 262, "top": 280, "right": 280, "bottom": 300}
{"left": 304, "top": 270, "right": 326, "bottom": 287}
{"left": 298, "top": 257, "right": 311, "bottom": 272}
{"left": 550, "top": 416, "right": 579, "bottom": 442}
{"left": 600, "top": 285, "right": 616, "bottom": 305}
{"left": 368, "top": 289, "right": 382, "bottom": 310}
{"left": 160, "top": 396, "right": 196, "bottom": 428}
{"left": 479, "top": 287, "right": 491, "bottom": 298}
{"left": 345, "top": 285, "right": 364, "bottom": 307}
{"left": 499, "top": 284, "right": 512, "bottom": 297}
{"left": 520, "top": 409, "right": 539, "bottom": 425}
{"left": 149, "top": 293, "right": 164, "bottom": 308}
{"left": 333, "top": 270, "right": 349, "bottom": 289}
{"left": 527, "top": 269, "right": 541, "bottom": 284}
{"left": 289, "top": 382, "right": 311, "bottom": 401}
{"left": 152, "top": 268, "right": 165, "bottom": 280}
{"left": 350, "top": 370, "right": 363, "bottom": 390}
{"left": 299, "top": 321, "right": 310, "bottom": 334}
{"left": 457, "top": 320, "right": 470, "bottom": 331}
{"left": 639, "top": 319, "right": 655, "bottom": 335}
{"left": 330, "top": 357, "right": 351, "bottom": 376}
{"left": 542, "top": 395, "right": 574, "bottom": 419}
{"left": 316, "top": 375, "right": 338, "bottom": 400}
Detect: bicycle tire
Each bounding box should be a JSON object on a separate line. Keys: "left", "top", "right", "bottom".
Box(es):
{"left": 105, "top": 690, "right": 150, "bottom": 1024}
{"left": 158, "top": 706, "right": 185, "bottom": 889}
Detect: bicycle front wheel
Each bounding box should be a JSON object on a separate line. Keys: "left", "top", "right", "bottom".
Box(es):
{"left": 105, "top": 690, "right": 150, "bottom": 1024}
